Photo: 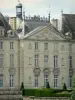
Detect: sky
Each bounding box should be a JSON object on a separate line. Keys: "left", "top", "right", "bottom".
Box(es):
{"left": 0, "top": 0, "right": 75, "bottom": 19}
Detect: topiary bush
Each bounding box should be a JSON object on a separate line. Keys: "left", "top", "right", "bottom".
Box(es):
{"left": 63, "top": 83, "right": 67, "bottom": 90}
{"left": 46, "top": 81, "right": 50, "bottom": 88}
{"left": 20, "top": 82, "right": 24, "bottom": 95}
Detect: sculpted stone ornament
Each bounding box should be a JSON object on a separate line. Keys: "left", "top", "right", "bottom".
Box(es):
{"left": 8, "top": 68, "right": 16, "bottom": 74}
{"left": 33, "top": 67, "right": 41, "bottom": 76}
{"left": 43, "top": 68, "right": 50, "bottom": 75}
{"left": 53, "top": 67, "right": 60, "bottom": 76}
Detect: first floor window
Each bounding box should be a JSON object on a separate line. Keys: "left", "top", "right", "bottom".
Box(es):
{"left": 69, "top": 75, "right": 72, "bottom": 88}
{"left": 10, "top": 74, "right": 14, "bottom": 87}
{"left": 35, "top": 55, "right": 39, "bottom": 67}
{"left": 34, "top": 76, "right": 38, "bottom": 87}
{"left": 0, "top": 74, "right": 3, "bottom": 87}
{"left": 0, "top": 54, "right": 3, "bottom": 66}
{"left": 0, "top": 42, "right": 3, "bottom": 49}
{"left": 10, "top": 54, "right": 14, "bottom": 67}
{"left": 44, "top": 72, "right": 48, "bottom": 87}
{"left": 54, "top": 55, "right": 58, "bottom": 67}
{"left": 54, "top": 75, "right": 58, "bottom": 87}
{"left": 10, "top": 42, "right": 14, "bottom": 49}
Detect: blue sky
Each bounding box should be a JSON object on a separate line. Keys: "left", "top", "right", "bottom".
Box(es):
{"left": 0, "top": 0, "right": 74, "bottom": 19}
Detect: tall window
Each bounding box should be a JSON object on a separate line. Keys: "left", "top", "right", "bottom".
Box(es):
{"left": 35, "top": 42, "right": 38, "bottom": 50}
{"left": 69, "top": 44, "right": 72, "bottom": 51}
{"left": 0, "top": 74, "right": 3, "bottom": 87}
{"left": 35, "top": 55, "right": 39, "bottom": 67}
{"left": 10, "top": 42, "right": 14, "bottom": 49}
{"left": 44, "top": 55, "right": 48, "bottom": 64}
{"left": 0, "top": 42, "right": 3, "bottom": 49}
{"left": 10, "top": 74, "right": 14, "bottom": 87}
{"left": 44, "top": 72, "right": 48, "bottom": 87}
{"left": 69, "top": 75, "right": 72, "bottom": 88}
{"left": 54, "top": 75, "right": 58, "bottom": 87}
{"left": 10, "top": 54, "right": 14, "bottom": 67}
{"left": 0, "top": 54, "right": 3, "bottom": 66}
{"left": 34, "top": 76, "right": 38, "bottom": 87}
{"left": 44, "top": 43, "right": 48, "bottom": 50}
{"left": 54, "top": 55, "right": 58, "bottom": 67}
{"left": 69, "top": 56, "right": 72, "bottom": 68}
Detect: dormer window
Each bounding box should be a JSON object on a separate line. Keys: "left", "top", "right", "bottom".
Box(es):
{"left": 7, "top": 30, "right": 14, "bottom": 37}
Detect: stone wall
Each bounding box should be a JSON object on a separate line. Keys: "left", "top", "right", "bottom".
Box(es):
{"left": 23, "top": 97, "right": 70, "bottom": 100}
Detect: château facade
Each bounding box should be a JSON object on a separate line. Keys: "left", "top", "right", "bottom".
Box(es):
{"left": 0, "top": 1, "right": 75, "bottom": 90}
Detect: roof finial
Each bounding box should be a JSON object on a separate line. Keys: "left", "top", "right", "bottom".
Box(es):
{"left": 61, "top": 9, "right": 63, "bottom": 15}
{"left": 48, "top": 6, "right": 50, "bottom": 23}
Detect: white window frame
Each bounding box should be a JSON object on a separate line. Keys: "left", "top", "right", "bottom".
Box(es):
{"left": 54, "top": 55, "right": 58, "bottom": 67}
{"left": 44, "top": 55, "right": 48, "bottom": 64}
{"left": 54, "top": 75, "right": 58, "bottom": 87}
{"left": 44, "top": 72, "right": 48, "bottom": 87}
{"left": 10, "top": 74, "right": 14, "bottom": 87}
{"left": 35, "top": 55, "right": 39, "bottom": 67}
{"left": 0, "top": 42, "right": 3, "bottom": 49}
{"left": 10, "top": 42, "right": 14, "bottom": 49}
{"left": 0, "top": 74, "right": 3, "bottom": 87}
{"left": 35, "top": 42, "right": 38, "bottom": 50}
{"left": 0, "top": 54, "right": 3, "bottom": 66}
{"left": 34, "top": 76, "right": 38, "bottom": 87}
{"left": 44, "top": 43, "right": 48, "bottom": 50}
{"left": 69, "top": 56, "right": 72, "bottom": 68}
{"left": 10, "top": 54, "right": 14, "bottom": 67}
{"left": 69, "top": 75, "right": 72, "bottom": 88}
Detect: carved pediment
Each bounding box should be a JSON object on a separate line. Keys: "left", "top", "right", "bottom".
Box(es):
{"left": 26, "top": 27, "right": 65, "bottom": 41}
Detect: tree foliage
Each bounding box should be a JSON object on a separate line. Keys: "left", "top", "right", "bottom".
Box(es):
{"left": 63, "top": 83, "right": 67, "bottom": 90}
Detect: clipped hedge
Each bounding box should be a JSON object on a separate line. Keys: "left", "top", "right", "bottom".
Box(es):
{"left": 22, "top": 89, "right": 72, "bottom": 97}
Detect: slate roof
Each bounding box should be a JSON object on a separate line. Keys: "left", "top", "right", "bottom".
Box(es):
{"left": 0, "top": 12, "right": 11, "bottom": 32}
{"left": 17, "top": 20, "right": 49, "bottom": 35}
{"left": 62, "top": 14, "right": 75, "bottom": 39}
{"left": 24, "top": 23, "right": 65, "bottom": 39}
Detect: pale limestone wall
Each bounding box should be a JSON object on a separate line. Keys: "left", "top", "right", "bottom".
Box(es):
{"left": 20, "top": 39, "right": 75, "bottom": 89}
{"left": 0, "top": 39, "right": 19, "bottom": 89}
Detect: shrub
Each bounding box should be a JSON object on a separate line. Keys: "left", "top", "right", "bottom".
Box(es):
{"left": 63, "top": 83, "right": 67, "bottom": 90}
{"left": 46, "top": 82, "right": 50, "bottom": 88}
{"left": 20, "top": 82, "right": 24, "bottom": 95}
{"left": 20, "top": 82, "right": 24, "bottom": 90}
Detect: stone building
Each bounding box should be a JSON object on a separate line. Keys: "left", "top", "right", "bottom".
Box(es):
{"left": 0, "top": 1, "right": 75, "bottom": 90}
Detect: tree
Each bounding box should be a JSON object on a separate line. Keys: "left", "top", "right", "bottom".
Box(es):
{"left": 20, "top": 82, "right": 24, "bottom": 90}
{"left": 46, "top": 81, "right": 50, "bottom": 88}
{"left": 63, "top": 83, "right": 67, "bottom": 90}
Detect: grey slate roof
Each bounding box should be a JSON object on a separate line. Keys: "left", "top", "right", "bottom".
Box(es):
{"left": 24, "top": 23, "right": 65, "bottom": 39}
{"left": 0, "top": 12, "right": 11, "bottom": 32}
{"left": 62, "top": 14, "right": 75, "bottom": 39}
{"left": 17, "top": 20, "right": 49, "bottom": 35}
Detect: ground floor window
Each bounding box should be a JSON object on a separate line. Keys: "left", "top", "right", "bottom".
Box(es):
{"left": 10, "top": 74, "right": 14, "bottom": 87}
{"left": 44, "top": 72, "right": 48, "bottom": 87}
{"left": 54, "top": 75, "right": 58, "bottom": 87}
{"left": 69, "top": 75, "right": 72, "bottom": 88}
{"left": 34, "top": 76, "right": 38, "bottom": 87}
{"left": 0, "top": 74, "right": 3, "bottom": 87}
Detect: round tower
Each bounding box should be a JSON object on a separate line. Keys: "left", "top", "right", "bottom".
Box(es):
{"left": 16, "top": 0, "right": 22, "bottom": 29}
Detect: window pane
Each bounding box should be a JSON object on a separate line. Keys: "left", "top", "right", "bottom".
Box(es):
{"left": 44, "top": 43, "right": 48, "bottom": 50}
{"left": 10, "top": 74, "right": 14, "bottom": 87}
{"left": 10, "top": 55, "right": 14, "bottom": 67}
{"left": 35, "top": 42, "right": 38, "bottom": 49}
{"left": 0, "top": 55, "right": 3, "bottom": 66}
